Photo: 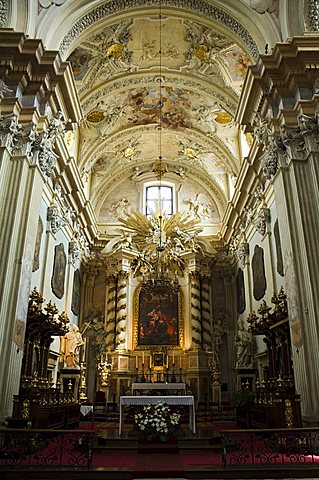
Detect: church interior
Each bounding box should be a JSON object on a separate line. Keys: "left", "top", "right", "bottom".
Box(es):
{"left": 1, "top": 0, "right": 319, "bottom": 477}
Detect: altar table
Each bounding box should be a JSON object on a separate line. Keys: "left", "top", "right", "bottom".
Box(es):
{"left": 119, "top": 395, "right": 196, "bottom": 435}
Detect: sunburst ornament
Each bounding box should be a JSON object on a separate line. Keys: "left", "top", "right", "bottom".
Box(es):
{"left": 115, "top": 209, "right": 203, "bottom": 279}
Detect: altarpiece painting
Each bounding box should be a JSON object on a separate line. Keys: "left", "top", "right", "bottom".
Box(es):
{"left": 135, "top": 285, "right": 181, "bottom": 348}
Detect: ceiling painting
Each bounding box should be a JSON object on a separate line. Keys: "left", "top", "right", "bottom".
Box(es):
{"left": 63, "top": 6, "right": 255, "bottom": 240}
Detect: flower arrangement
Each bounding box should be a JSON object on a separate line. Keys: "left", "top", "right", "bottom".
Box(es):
{"left": 134, "top": 402, "right": 181, "bottom": 442}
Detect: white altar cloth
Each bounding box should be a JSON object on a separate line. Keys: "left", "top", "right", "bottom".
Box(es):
{"left": 119, "top": 395, "right": 196, "bottom": 435}
{"left": 132, "top": 383, "right": 186, "bottom": 395}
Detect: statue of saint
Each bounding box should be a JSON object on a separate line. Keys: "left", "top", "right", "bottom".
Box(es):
{"left": 62, "top": 324, "right": 84, "bottom": 368}
{"left": 235, "top": 319, "right": 253, "bottom": 368}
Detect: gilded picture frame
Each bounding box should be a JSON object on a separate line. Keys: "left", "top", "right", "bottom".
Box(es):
{"left": 133, "top": 284, "right": 184, "bottom": 350}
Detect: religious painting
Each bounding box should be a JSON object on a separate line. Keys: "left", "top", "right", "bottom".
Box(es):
{"left": 137, "top": 286, "right": 179, "bottom": 347}
{"left": 67, "top": 47, "right": 92, "bottom": 81}
{"left": 274, "top": 219, "right": 284, "bottom": 277}
{"left": 252, "top": 245, "right": 267, "bottom": 300}
{"left": 236, "top": 268, "right": 246, "bottom": 314}
{"left": 151, "top": 352, "right": 167, "bottom": 369}
{"left": 127, "top": 86, "right": 192, "bottom": 130}
{"left": 71, "top": 269, "right": 81, "bottom": 316}
{"left": 51, "top": 243, "right": 66, "bottom": 299}
{"left": 13, "top": 319, "right": 25, "bottom": 350}
{"left": 32, "top": 216, "right": 43, "bottom": 272}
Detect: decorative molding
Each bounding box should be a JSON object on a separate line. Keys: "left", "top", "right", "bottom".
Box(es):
{"left": 0, "top": 79, "right": 12, "bottom": 99}
{"left": 47, "top": 203, "right": 67, "bottom": 235}
{"left": 280, "top": 125, "right": 305, "bottom": 162}
{"left": 0, "top": 114, "right": 22, "bottom": 152}
{"left": 13, "top": 123, "right": 38, "bottom": 160}
{"left": 307, "top": 0, "right": 319, "bottom": 31}
{"left": 0, "top": 0, "right": 8, "bottom": 28}
{"left": 237, "top": 242, "right": 249, "bottom": 269}
{"left": 32, "top": 112, "right": 67, "bottom": 178}
{"left": 298, "top": 113, "right": 319, "bottom": 152}
{"left": 68, "top": 241, "right": 80, "bottom": 266}
{"left": 59, "top": 0, "right": 259, "bottom": 60}
{"left": 254, "top": 208, "right": 270, "bottom": 236}
{"left": 39, "top": 0, "right": 67, "bottom": 8}
{"left": 260, "top": 144, "right": 279, "bottom": 179}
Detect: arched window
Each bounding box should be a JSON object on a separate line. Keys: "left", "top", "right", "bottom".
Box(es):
{"left": 145, "top": 185, "right": 173, "bottom": 217}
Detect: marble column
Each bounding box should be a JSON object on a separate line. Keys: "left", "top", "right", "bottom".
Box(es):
{"left": 105, "top": 274, "right": 117, "bottom": 351}
{"left": 271, "top": 121, "right": 319, "bottom": 422}
{"left": 201, "top": 275, "right": 212, "bottom": 350}
{"left": 190, "top": 271, "right": 202, "bottom": 349}
{"left": 115, "top": 271, "right": 128, "bottom": 351}
{"left": 0, "top": 113, "right": 50, "bottom": 420}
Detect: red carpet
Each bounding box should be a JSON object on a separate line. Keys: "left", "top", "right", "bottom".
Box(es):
{"left": 212, "top": 421, "right": 239, "bottom": 431}
{"left": 181, "top": 453, "right": 221, "bottom": 466}
{"left": 134, "top": 453, "right": 184, "bottom": 476}
{"left": 91, "top": 453, "right": 136, "bottom": 467}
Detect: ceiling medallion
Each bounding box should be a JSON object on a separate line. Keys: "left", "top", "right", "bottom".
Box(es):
{"left": 87, "top": 110, "right": 105, "bottom": 123}
{"left": 214, "top": 111, "right": 233, "bottom": 125}
{"left": 123, "top": 147, "right": 135, "bottom": 158}
{"left": 106, "top": 43, "right": 125, "bottom": 59}
{"left": 184, "top": 147, "right": 197, "bottom": 158}
{"left": 194, "top": 44, "right": 210, "bottom": 61}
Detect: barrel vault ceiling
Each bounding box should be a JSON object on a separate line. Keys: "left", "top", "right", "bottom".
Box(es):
{"left": 34, "top": 1, "right": 283, "bottom": 245}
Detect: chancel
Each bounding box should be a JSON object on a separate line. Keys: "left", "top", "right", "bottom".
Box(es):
{"left": 1, "top": 0, "right": 319, "bottom": 478}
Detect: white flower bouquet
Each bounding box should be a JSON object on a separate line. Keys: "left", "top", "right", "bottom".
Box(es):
{"left": 134, "top": 402, "right": 181, "bottom": 442}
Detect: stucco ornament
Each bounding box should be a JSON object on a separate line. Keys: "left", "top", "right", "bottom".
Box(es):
{"left": 0, "top": 0, "right": 8, "bottom": 28}
{"left": 39, "top": 0, "right": 66, "bottom": 7}
{"left": 254, "top": 208, "right": 270, "bottom": 236}
{"left": 250, "top": 0, "right": 278, "bottom": 14}
{"left": 0, "top": 114, "right": 22, "bottom": 152}
{"left": 0, "top": 79, "right": 12, "bottom": 99}
{"left": 47, "top": 203, "right": 67, "bottom": 235}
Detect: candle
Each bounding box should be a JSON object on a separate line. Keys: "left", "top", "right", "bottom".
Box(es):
{"left": 142, "top": 351, "right": 145, "bottom": 364}
{"left": 172, "top": 351, "right": 175, "bottom": 364}
{"left": 179, "top": 355, "right": 182, "bottom": 369}
{"left": 136, "top": 356, "right": 138, "bottom": 369}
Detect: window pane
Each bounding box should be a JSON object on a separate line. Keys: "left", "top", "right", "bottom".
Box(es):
{"left": 145, "top": 185, "right": 173, "bottom": 217}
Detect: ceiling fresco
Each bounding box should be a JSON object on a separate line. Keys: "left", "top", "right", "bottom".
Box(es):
{"left": 65, "top": 9, "right": 253, "bottom": 236}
